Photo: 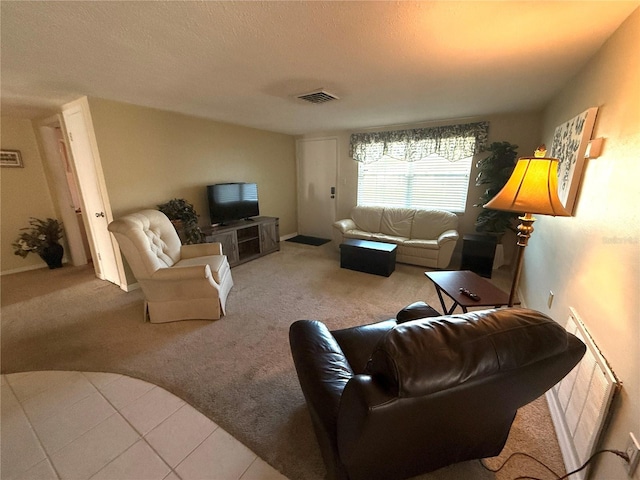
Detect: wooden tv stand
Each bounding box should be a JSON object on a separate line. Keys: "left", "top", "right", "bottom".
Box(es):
{"left": 202, "top": 216, "right": 279, "bottom": 267}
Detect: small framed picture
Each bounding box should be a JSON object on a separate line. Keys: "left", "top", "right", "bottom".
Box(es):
{"left": 1, "top": 150, "right": 23, "bottom": 168}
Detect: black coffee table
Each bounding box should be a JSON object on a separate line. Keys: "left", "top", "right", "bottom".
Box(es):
{"left": 340, "top": 239, "right": 397, "bottom": 277}
{"left": 425, "top": 270, "right": 517, "bottom": 315}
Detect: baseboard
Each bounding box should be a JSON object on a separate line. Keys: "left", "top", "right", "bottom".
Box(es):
{"left": 546, "top": 390, "right": 583, "bottom": 479}
{"left": 0, "top": 263, "right": 63, "bottom": 276}
{"left": 280, "top": 232, "right": 297, "bottom": 241}
{"left": 121, "top": 282, "right": 140, "bottom": 292}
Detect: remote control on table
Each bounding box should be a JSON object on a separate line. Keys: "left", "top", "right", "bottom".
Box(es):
{"left": 459, "top": 287, "right": 481, "bottom": 301}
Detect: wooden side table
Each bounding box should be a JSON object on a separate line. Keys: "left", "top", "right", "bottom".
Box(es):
{"left": 425, "top": 270, "right": 517, "bottom": 315}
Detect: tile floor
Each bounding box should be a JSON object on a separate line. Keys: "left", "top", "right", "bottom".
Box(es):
{"left": 1, "top": 371, "right": 288, "bottom": 480}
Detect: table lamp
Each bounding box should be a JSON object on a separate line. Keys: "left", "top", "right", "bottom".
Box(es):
{"left": 483, "top": 147, "right": 571, "bottom": 306}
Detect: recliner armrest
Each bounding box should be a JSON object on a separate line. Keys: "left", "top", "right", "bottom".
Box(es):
{"left": 396, "top": 302, "right": 440, "bottom": 323}
{"left": 331, "top": 319, "right": 397, "bottom": 374}
{"left": 181, "top": 242, "right": 223, "bottom": 258}
{"left": 290, "top": 320, "right": 356, "bottom": 480}
{"left": 150, "top": 264, "right": 212, "bottom": 280}
{"left": 290, "top": 320, "right": 354, "bottom": 401}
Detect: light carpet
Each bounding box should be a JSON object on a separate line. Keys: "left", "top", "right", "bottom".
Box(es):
{"left": 1, "top": 242, "right": 565, "bottom": 479}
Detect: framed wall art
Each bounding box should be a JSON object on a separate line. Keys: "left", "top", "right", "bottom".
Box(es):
{"left": 550, "top": 107, "right": 598, "bottom": 215}
{"left": 0, "top": 149, "right": 24, "bottom": 167}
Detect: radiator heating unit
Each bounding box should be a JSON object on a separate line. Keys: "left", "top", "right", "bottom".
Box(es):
{"left": 546, "top": 307, "right": 620, "bottom": 480}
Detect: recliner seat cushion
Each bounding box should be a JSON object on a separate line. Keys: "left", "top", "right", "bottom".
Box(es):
{"left": 365, "top": 308, "right": 570, "bottom": 397}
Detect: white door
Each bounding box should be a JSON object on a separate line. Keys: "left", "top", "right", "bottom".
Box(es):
{"left": 62, "top": 102, "right": 121, "bottom": 286}
{"left": 296, "top": 138, "right": 337, "bottom": 239}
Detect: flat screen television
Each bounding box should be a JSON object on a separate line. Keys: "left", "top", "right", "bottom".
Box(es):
{"left": 207, "top": 182, "right": 259, "bottom": 225}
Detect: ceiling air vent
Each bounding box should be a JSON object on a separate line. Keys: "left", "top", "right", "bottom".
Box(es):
{"left": 296, "top": 89, "right": 339, "bottom": 104}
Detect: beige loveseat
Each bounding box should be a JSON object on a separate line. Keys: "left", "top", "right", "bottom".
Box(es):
{"left": 333, "top": 206, "right": 459, "bottom": 269}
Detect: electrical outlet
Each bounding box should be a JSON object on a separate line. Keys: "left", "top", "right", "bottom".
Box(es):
{"left": 626, "top": 432, "right": 640, "bottom": 476}
{"left": 548, "top": 291, "right": 554, "bottom": 308}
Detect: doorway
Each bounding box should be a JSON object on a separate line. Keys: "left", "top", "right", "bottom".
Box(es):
{"left": 296, "top": 138, "right": 338, "bottom": 239}
{"left": 37, "top": 116, "right": 90, "bottom": 267}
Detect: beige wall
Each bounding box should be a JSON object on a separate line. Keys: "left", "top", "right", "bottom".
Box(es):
{"left": 299, "top": 110, "right": 543, "bottom": 264}
{"left": 87, "top": 98, "right": 297, "bottom": 236}
{"left": 523, "top": 8, "right": 640, "bottom": 479}
{"left": 1, "top": 117, "right": 58, "bottom": 273}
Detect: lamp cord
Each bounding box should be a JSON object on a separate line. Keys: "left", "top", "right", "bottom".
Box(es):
{"left": 479, "top": 448, "right": 629, "bottom": 480}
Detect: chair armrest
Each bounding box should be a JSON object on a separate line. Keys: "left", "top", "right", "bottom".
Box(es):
{"left": 333, "top": 219, "right": 356, "bottom": 233}
{"left": 437, "top": 229, "right": 459, "bottom": 245}
{"left": 150, "top": 264, "right": 212, "bottom": 281}
{"left": 289, "top": 320, "right": 353, "bottom": 437}
{"left": 337, "top": 375, "right": 398, "bottom": 465}
{"left": 181, "top": 242, "right": 222, "bottom": 258}
{"left": 331, "top": 319, "right": 397, "bottom": 374}
{"left": 396, "top": 302, "right": 441, "bottom": 323}
{"left": 142, "top": 265, "right": 221, "bottom": 301}
{"left": 290, "top": 320, "right": 355, "bottom": 480}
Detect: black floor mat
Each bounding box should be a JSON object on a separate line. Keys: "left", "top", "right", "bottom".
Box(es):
{"left": 285, "top": 235, "right": 331, "bottom": 246}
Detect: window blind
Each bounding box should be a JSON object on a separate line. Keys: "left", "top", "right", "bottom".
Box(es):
{"left": 357, "top": 154, "right": 472, "bottom": 212}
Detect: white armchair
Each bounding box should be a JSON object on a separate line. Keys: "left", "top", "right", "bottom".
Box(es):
{"left": 108, "top": 209, "right": 233, "bottom": 323}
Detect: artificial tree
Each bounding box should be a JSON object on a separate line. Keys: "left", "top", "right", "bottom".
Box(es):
{"left": 474, "top": 141, "right": 520, "bottom": 238}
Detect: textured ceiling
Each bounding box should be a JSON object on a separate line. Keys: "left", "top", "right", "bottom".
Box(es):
{"left": 1, "top": 1, "right": 638, "bottom": 135}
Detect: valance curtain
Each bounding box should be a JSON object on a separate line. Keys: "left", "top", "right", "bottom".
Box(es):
{"left": 350, "top": 121, "right": 489, "bottom": 163}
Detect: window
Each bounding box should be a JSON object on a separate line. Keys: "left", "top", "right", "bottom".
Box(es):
{"left": 357, "top": 153, "right": 473, "bottom": 212}
{"left": 350, "top": 121, "right": 488, "bottom": 213}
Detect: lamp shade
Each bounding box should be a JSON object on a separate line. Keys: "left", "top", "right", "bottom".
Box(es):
{"left": 484, "top": 157, "right": 571, "bottom": 216}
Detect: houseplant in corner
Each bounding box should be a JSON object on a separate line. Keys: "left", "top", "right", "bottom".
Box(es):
{"left": 157, "top": 198, "right": 203, "bottom": 244}
{"left": 474, "top": 141, "right": 520, "bottom": 267}
{"left": 12, "top": 217, "right": 65, "bottom": 269}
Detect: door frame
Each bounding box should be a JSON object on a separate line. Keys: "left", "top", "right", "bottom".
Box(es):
{"left": 61, "top": 97, "right": 126, "bottom": 290}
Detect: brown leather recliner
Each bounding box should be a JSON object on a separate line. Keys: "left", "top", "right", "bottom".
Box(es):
{"left": 289, "top": 303, "right": 586, "bottom": 480}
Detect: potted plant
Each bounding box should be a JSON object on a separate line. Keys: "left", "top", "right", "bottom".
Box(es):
{"left": 474, "top": 141, "right": 520, "bottom": 238}
{"left": 157, "top": 198, "right": 203, "bottom": 244}
{"left": 12, "top": 217, "right": 65, "bottom": 269}
{"left": 472, "top": 141, "right": 520, "bottom": 270}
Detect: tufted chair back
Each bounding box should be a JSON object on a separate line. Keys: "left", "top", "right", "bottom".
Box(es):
{"left": 107, "top": 209, "right": 182, "bottom": 280}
